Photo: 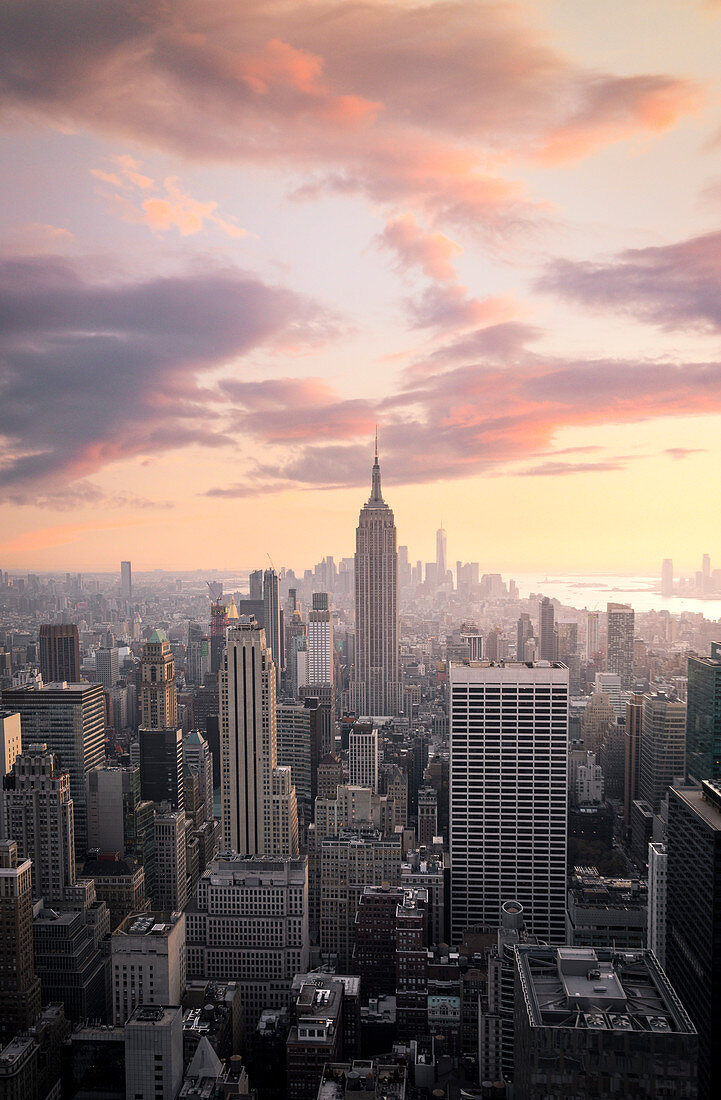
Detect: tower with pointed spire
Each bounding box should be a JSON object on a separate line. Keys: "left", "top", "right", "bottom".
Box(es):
{"left": 351, "top": 436, "right": 403, "bottom": 716}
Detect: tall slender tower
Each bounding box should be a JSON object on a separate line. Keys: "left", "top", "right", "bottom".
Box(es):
{"left": 607, "top": 602, "right": 635, "bottom": 688}
{"left": 140, "top": 629, "right": 177, "bottom": 730}
{"left": 436, "top": 525, "right": 447, "bottom": 581}
{"left": 220, "top": 619, "right": 298, "bottom": 857}
{"left": 352, "top": 438, "right": 402, "bottom": 716}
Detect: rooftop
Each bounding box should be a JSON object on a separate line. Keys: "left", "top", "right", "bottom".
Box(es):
{"left": 516, "top": 946, "right": 696, "bottom": 1035}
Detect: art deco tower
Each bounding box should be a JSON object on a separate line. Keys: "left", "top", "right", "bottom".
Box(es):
{"left": 352, "top": 440, "right": 402, "bottom": 716}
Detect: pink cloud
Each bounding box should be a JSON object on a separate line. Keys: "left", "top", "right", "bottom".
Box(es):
{"left": 0, "top": 1, "right": 701, "bottom": 236}
{"left": 377, "top": 214, "right": 462, "bottom": 281}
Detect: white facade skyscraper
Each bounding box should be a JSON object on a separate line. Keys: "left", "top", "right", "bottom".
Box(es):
{"left": 351, "top": 441, "right": 402, "bottom": 716}
{"left": 606, "top": 602, "right": 635, "bottom": 689}
{"left": 436, "top": 525, "right": 447, "bottom": 580}
{"left": 220, "top": 619, "right": 298, "bottom": 857}
{"left": 306, "top": 592, "right": 333, "bottom": 690}
{"left": 450, "top": 659, "right": 569, "bottom": 944}
{"left": 348, "top": 722, "right": 379, "bottom": 791}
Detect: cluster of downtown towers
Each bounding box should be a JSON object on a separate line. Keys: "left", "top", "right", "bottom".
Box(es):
{"left": 223, "top": 450, "right": 567, "bottom": 940}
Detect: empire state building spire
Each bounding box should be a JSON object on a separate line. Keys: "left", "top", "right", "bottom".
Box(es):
{"left": 369, "top": 428, "right": 385, "bottom": 505}
{"left": 351, "top": 434, "right": 403, "bottom": 716}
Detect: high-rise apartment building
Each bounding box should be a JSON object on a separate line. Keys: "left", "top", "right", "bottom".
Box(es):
{"left": 661, "top": 558, "right": 674, "bottom": 597}
{"left": 348, "top": 721, "right": 379, "bottom": 791}
{"left": 537, "top": 598, "right": 556, "bottom": 661}
{"left": 120, "top": 561, "right": 132, "bottom": 601}
{"left": 351, "top": 444, "right": 402, "bottom": 716}
{"left": 2, "top": 682, "right": 105, "bottom": 860}
{"left": 220, "top": 619, "right": 298, "bottom": 857}
{"left": 666, "top": 781, "right": 721, "bottom": 1100}
{"left": 186, "top": 854, "right": 309, "bottom": 1040}
{"left": 3, "top": 744, "right": 75, "bottom": 901}
{"left": 0, "top": 839, "right": 41, "bottom": 1041}
{"left": 607, "top": 603, "right": 635, "bottom": 689}
{"left": 640, "top": 691, "right": 686, "bottom": 811}
{"left": 585, "top": 609, "right": 600, "bottom": 658}
{"left": 450, "top": 660, "right": 569, "bottom": 944}
{"left": 140, "top": 630, "right": 177, "bottom": 730}
{"left": 686, "top": 643, "right": 721, "bottom": 783}
{"left": 38, "top": 624, "right": 80, "bottom": 684}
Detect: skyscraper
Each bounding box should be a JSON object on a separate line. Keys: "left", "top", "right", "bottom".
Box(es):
{"left": 537, "top": 597, "right": 556, "bottom": 661}
{"left": 219, "top": 619, "right": 298, "bottom": 857}
{"left": 140, "top": 630, "right": 177, "bottom": 730}
{"left": 2, "top": 682, "right": 105, "bottom": 860}
{"left": 351, "top": 441, "right": 402, "bottom": 716}
{"left": 585, "top": 609, "right": 600, "bottom": 659}
{"left": 686, "top": 642, "right": 721, "bottom": 783}
{"left": 449, "top": 659, "right": 568, "bottom": 944}
{"left": 120, "top": 561, "right": 132, "bottom": 601}
{"left": 436, "top": 525, "right": 447, "bottom": 581}
{"left": 95, "top": 646, "right": 119, "bottom": 692}
{"left": 607, "top": 602, "right": 635, "bottom": 688}
{"left": 139, "top": 727, "right": 184, "bottom": 811}
{"left": 263, "top": 569, "right": 283, "bottom": 681}
{"left": 3, "top": 743, "right": 75, "bottom": 901}
{"left": 640, "top": 691, "right": 686, "bottom": 811}
{"left": 38, "top": 623, "right": 80, "bottom": 684}
{"left": 661, "top": 558, "right": 674, "bottom": 598}
{"left": 307, "top": 593, "right": 333, "bottom": 690}
{"left": 0, "top": 839, "right": 41, "bottom": 1041}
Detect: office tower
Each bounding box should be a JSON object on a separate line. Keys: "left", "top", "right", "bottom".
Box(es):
{"left": 182, "top": 729, "right": 214, "bottom": 825}
{"left": 263, "top": 569, "right": 283, "bottom": 677}
{"left": 661, "top": 558, "right": 674, "bottom": 597}
{"left": 120, "top": 561, "right": 132, "bottom": 601}
{"left": 154, "top": 808, "right": 187, "bottom": 912}
{"left": 2, "top": 682, "right": 105, "bottom": 860}
{"left": 514, "top": 946, "right": 697, "bottom": 1099}
{"left": 125, "top": 1005, "right": 184, "bottom": 1100}
{"left": 33, "top": 894, "right": 109, "bottom": 1024}
{"left": 87, "top": 765, "right": 153, "bottom": 861}
{"left": 479, "top": 900, "right": 536, "bottom": 1085}
{"left": 666, "top": 782, "right": 721, "bottom": 1100}
{"left": 307, "top": 592, "right": 333, "bottom": 690}
{"left": 317, "top": 753, "right": 343, "bottom": 800}
{"left": 139, "top": 727, "right": 184, "bottom": 810}
{"left": 351, "top": 442, "right": 402, "bottom": 716}
{"left": 537, "top": 597, "right": 556, "bottom": 661}
{"left": 585, "top": 609, "right": 600, "bottom": 658}
{"left": 3, "top": 744, "right": 75, "bottom": 901}
{"left": 348, "top": 721, "right": 379, "bottom": 791}
{"left": 449, "top": 660, "right": 568, "bottom": 944}
{"left": 38, "top": 623, "right": 80, "bottom": 684}
{"left": 702, "top": 552, "right": 711, "bottom": 582}
{"left": 417, "top": 786, "right": 438, "bottom": 845}
{"left": 0, "top": 839, "right": 41, "bottom": 1041}
{"left": 624, "top": 693, "right": 644, "bottom": 827}
{"left": 276, "top": 701, "right": 323, "bottom": 842}
{"left": 209, "top": 594, "right": 228, "bottom": 676}
{"left": 249, "top": 569, "right": 263, "bottom": 601}
{"left": 111, "top": 910, "right": 186, "bottom": 1025}
{"left": 95, "top": 646, "right": 119, "bottom": 692}
{"left": 566, "top": 866, "right": 646, "bottom": 949}
{"left": 648, "top": 839, "right": 667, "bottom": 967}
{"left": 319, "top": 832, "right": 401, "bottom": 968}
{"left": 186, "top": 854, "right": 309, "bottom": 1040}
{"left": 594, "top": 671, "right": 625, "bottom": 718}
{"left": 640, "top": 691, "right": 686, "bottom": 811}
{"left": 686, "top": 642, "right": 721, "bottom": 783}
{"left": 220, "top": 619, "right": 298, "bottom": 857}
{"left": 436, "top": 525, "right": 447, "bottom": 579}
{"left": 140, "top": 630, "right": 177, "bottom": 730}
{"left": 286, "top": 976, "right": 345, "bottom": 1096}
{"left": 516, "top": 614, "right": 534, "bottom": 661}
{"left": 606, "top": 602, "right": 635, "bottom": 688}
{"left": 0, "top": 711, "right": 21, "bottom": 839}
{"left": 186, "top": 622, "right": 210, "bottom": 686}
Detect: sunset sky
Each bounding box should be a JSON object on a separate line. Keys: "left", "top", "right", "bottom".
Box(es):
{"left": 2, "top": 0, "right": 721, "bottom": 575}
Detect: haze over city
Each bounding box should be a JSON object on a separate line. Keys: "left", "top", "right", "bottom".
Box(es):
{"left": 2, "top": 0, "right": 721, "bottom": 572}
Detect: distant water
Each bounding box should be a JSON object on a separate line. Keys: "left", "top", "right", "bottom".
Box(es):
{"left": 512, "top": 573, "right": 721, "bottom": 618}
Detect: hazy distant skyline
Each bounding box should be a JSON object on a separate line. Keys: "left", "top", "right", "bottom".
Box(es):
{"left": 2, "top": 0, "right": 721, "bottom": 572}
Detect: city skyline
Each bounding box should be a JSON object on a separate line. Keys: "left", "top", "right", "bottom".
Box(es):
{"left": 1, "top": 1, "right": 721, "bottom": 572}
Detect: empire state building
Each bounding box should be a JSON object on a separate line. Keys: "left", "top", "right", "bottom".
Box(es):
{"left": 351, "top": 441, "right": 403, "bottom": 716}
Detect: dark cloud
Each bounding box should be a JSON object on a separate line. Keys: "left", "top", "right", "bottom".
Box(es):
{"left": 537, "top": 230, "right": 721, "bottom": 332}
{"left": 0, "top": 254, "right": 333, "bottom": 500}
